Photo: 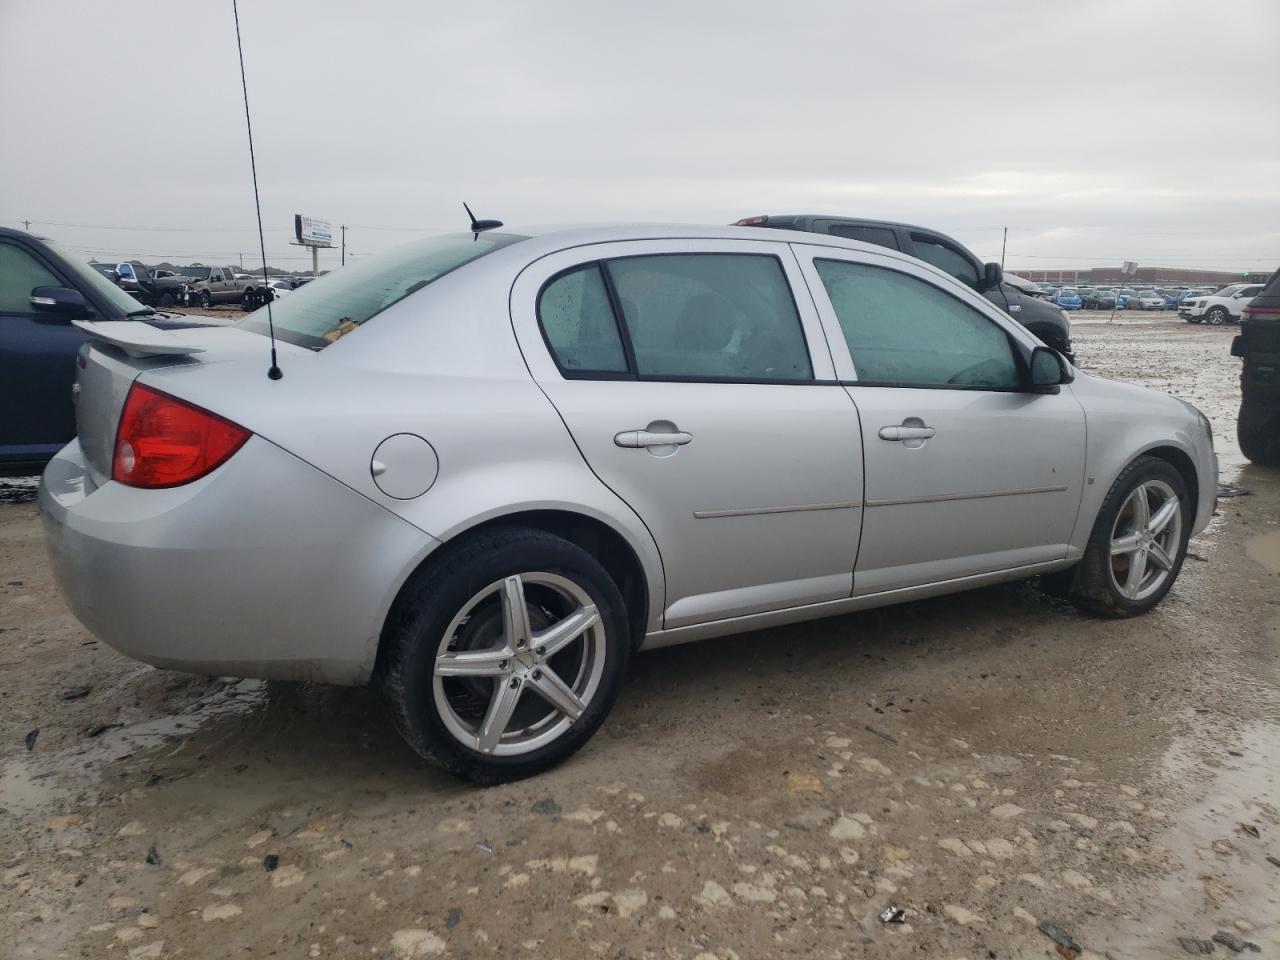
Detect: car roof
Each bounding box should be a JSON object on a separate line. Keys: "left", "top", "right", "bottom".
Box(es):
{"left": 498, "top": 222, "right": 916, "bottom": 259}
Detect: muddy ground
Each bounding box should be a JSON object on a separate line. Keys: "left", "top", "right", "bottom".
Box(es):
{"left": 2, "top": 316, "right": 1278, "bottom": 960}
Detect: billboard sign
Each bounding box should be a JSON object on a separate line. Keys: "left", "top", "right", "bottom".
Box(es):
{"left": 294, "top": 215, "right": 334, "bottom": 248}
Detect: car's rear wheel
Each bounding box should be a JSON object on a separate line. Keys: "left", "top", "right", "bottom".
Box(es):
{"left": 1238, "top": 403, "right": 1280, "bottom": 466}
{"left": 1206, "top": 306, "right": 1229, "bottom": 325}
{"left": 380, "top": 526, "right": 630, "bottom": 783}
{"left": 1069, "top": 456, "right": 1190, "bottom": 617}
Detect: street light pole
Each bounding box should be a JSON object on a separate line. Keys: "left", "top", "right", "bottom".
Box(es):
{"left": 341, "top": 224, "right": 346, "bottom": 266}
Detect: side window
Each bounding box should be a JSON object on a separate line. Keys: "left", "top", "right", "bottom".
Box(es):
{"left": 606, "top": 254, "right": 812, "bottom": 381}
{"left": 909, "top": 233, "right": 980, "bottom": 288}
{"left": 814, "top": 259, "right": 1020, "bottom": 390}
{"left": 210, "top": 269, "right": 222, "bottom": 282}
{"left": 0, "top": 243, "right": 61, "bottom": 314}
{"left": 827, "top": 224, "right": 901, "bottom": 251}
{"left": 537, "top": 264, "right": 628, "bottom": 373}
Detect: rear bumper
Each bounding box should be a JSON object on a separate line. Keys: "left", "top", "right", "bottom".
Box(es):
{"left": 40, "top": 436, "right": 437, "bottom": 684}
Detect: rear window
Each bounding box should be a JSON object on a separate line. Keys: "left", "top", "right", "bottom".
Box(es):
{"left": 238, "top": 232, "right": 525, "bottom": 349}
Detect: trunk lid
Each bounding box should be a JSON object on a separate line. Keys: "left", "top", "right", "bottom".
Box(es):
{"left": 73, "top": 322, "right": 308, "bottom": 484}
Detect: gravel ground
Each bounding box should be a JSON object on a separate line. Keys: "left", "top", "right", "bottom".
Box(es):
{"left": 1, "top": 317, "right": 1277, "bottom": 960}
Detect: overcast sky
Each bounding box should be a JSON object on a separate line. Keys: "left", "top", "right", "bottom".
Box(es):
{"left": 2, "top": 0, "right": 1277, "bottom": 274}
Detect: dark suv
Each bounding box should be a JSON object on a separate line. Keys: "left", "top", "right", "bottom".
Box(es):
{"left": 736, "top": 215, "right": 1073, "bottom": 360}
{"left": 1232, "top": 267, "right": 1280, "bottom": 465}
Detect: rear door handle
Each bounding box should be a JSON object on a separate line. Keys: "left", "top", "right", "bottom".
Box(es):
{"left": 614, "top": 430, "right": 693, "bottom": 449}
{"left": 878, "top": 424, "right": 936, "bottom": 441}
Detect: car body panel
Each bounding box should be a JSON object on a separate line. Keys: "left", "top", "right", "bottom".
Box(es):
{"left": 790, "top": 244, "right": 1087, "bottom": 592}
{"left": 40, "top": 435, "right": 437, "bottom": 683}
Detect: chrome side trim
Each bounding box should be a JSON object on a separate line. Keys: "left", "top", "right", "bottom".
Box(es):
{"left": 865, "top": 484, "right": 1069, "bottom": 508}
{"left": 693, "top": 499, "right": 863, "bottom": 519}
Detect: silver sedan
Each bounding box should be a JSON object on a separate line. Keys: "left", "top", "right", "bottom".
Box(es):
{"left": 41, "top": 224, "right": 1217, "bottom": 781}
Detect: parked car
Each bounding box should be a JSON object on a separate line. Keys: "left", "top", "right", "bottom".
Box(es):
{"left": 1126, "top": 291, "right": 1169, "bottom": 311}
{"left": 1116, "top": 289, "right": 1139, "bottom": 308}
{"left": 1177, "top": 289, "right": 1209, "bottom": 305}
{"left": 179, "top": 265, "right": 263, "bottom": 308}
{"left": 0, "top": 227, "right": 209, "bottom": 476}
{"left": 1003, "top": 274, "right": 1050, "bottom": 299}
{"left": 1084, "top": 290, "right": 1118, "bottom": 310}
{"left": 1053, "top": 287, "right": 1084, "bottom": 310}
{"left": 266, "top": 278, "right": 294, "bottom": 300}
{"left": 736, "top": 215, "right": 1074, "bottom": 360}
{"left": 1179, "top": 284, "right": 1264, "bottom": 325}
{"left": 111, "top": 261, "right": 189, "bottom": 308}
{"left": 43, "top": 224, "right": 1215, "bottom": 782}
{"left": 1232, "top": 268, "right": 1280, "bottom": 464}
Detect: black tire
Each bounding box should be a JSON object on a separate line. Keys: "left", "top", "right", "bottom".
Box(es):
{"left": 158, "top": 292, "right": 175, "bottom": 308}
{"left": 198, "top": 290, "right": 213, "bottom": 309}
{"left": 1238, "top": 403, "right": 1280, "bottom": 466}
{"left": 380, "top": 526, "right": 631, "bottom": 783}
{"left": 1206, "top": 306, "right": 1229, "bottom": 326}
{"left": 1069, "top": 456, "right": 1191, "bottom": 618}
{"left": 241, "top": 289, "right": 256, "bottom": 308}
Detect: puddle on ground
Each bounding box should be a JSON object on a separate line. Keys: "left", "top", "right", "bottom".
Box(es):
{"left": 1102, "top": 719, "right": 1280, "bottom": 956}
{"left": 0, "top": 679, "right": 267, "bottom": 815}
{"left": 1245, "top": 530, "right": 1280, "bottom": 575}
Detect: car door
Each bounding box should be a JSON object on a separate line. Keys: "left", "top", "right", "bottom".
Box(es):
{"left": 207, "top": 267, "right": 226, "bottom": 301}
{"left": 0, "top": 241, "right": 88, "bottom": 467}
{"left": 511, "top": 238, "right": 865, "bottom": 629}
{"left": 794, "top": 244, "right": 1086, "bottom": 595}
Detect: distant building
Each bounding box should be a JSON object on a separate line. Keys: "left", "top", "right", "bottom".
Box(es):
{"left": 1014, "top": 265, "right": 1273, "bottom": 286}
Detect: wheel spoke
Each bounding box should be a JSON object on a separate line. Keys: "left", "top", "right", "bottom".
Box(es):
{"left": 476, "top": 679, "right": 523, "bottom": 753}
{"left": 1111, "top": 532, "right": 1142, "bottom": 556}
{"left": 501, "top": 575, "right": 532, "bottom": 650}
{"left": 534, "top": 604, "right": 600, "bottom": 659}
{"left": 435, "top": 647, "right": 511, "bottom": 677}
{"left": 1148, "top": 542, "right": 1174, "bottom": 572}
{"left": 528, "top": 666, "right": 586, "bottom": 721}
{"left": 1124, "top": 549, "right": 1148, "bottom": 598}
{"left": 1147, "top": 497, "right": 1179, "bottom": 535}
{"left": 1129, "top": 485, "right": 1151, "bottom": 529}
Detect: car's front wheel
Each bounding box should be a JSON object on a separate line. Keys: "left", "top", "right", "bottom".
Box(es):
{"left": 198, "top": 290, "right": 213, "bottom": 309}
{"left": 1238, "top": 402, "right": 1280, "bottom": 465}
{"left": 1206, "top": 306, "right": 1229, "bottom": 325}
{"left": 380, "top": 526, "right": 630, "bottom": 783}
{"left": 1069, "top": 456, "right": 1191, "bottom": 617}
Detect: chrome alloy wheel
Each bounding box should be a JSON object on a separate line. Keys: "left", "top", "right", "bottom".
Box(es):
{"left": 432, "top": 572, "right": 606, "bottom": 757}
{"left": 1108, "top": 479, "right": 1182, "bottom": 602}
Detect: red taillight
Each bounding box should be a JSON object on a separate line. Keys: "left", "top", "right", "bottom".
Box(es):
{"left": 112, "top": 383, "right": 251, "bottom": 488}
{"left": 1242, "top": 305, "right": 1280, "bottom": 321}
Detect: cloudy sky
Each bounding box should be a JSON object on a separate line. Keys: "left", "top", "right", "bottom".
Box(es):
{"left": 2, "top": 0, "right": 1277, "bottom": 274}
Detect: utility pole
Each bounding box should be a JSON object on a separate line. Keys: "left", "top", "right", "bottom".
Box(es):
{"left": 238, "top": 252, "right": 244, "bottom": 268}
{"left": 341, "top": 225, "right": 346, "bottom": 266}
{"left": 21, "top": 219, "right": 31, "bottom": 231}
{"left": 1000, "top": 227, "right": 1007, "bottom": 270}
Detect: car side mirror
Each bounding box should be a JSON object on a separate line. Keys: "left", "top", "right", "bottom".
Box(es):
{"left": 1029, "top": 345, "right": 1072, "bottom": 393}
{"left": 30, "top": 286, "right": 91, "bottom": 317}
{"left": 981, "top": 262, "right": 1003, "bottom": 291}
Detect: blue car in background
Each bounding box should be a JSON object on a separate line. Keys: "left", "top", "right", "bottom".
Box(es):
{"left": 1053, "top": 287, "right": 1084, "bottom": 310}
{"left": 0, "top": 227, "right": 209, "bottom": 476}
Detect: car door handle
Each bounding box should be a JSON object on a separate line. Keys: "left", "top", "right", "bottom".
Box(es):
{"left": 878, "top": 424, "right": 936, "bottom": 441}
{"left": 614, "top": 429, "right": 693, "bottom": 449}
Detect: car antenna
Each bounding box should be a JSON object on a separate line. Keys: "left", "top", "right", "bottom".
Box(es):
{"left": 463, "top": 202, "right": 503, "bottom": 241}
{"left": 232, "top": 0, "right": 282, "bottom": 380}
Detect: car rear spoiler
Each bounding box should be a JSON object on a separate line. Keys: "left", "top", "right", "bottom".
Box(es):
{"left": 72, "top": 319, "right": 207, "bottom": 359}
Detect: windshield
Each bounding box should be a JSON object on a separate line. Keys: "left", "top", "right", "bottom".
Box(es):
{"left": 1060, "top": 288, "right": 1078, "bottom": 296}
{"left": 177, "top": 266, "right": 213, "bottom": 280}
{"left": 48, "top": 242, "right": 148, "bottom": 315}
{"left": 238, "top": 232, "right": 527, "bottom": 349}
{"left": 1214, "top": 285, "right": 1242, "bottom": 296}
